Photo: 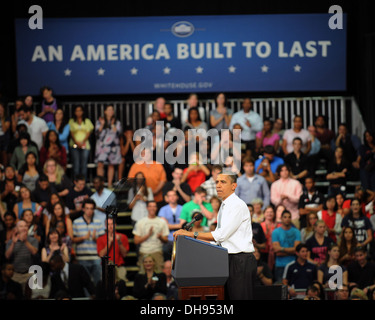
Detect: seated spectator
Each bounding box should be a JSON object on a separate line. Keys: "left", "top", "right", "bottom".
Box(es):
{"left": 272, "top": 210, "right": 301, "bottom": 284}
{"left": 208, "top": 195, "right": 221, "bottom": 228}
{"left": 236, "top": 158, "right": 270, "bottom": 209}
{"left": 21, "top": 208, "right": 42, "bottom": 245}
{"left": 49, "top": 253, "right": 96, "bottom": 299}
{"left": 282, "top": 115, "right": 311, "bottom": 156}
{"left": 190, "top": 211, "right": 209, "bottom": 233}
{"left": 65, "top": 174, "right": 93, "bottom": 221}
{"left": 45, "top": 201, "right": 74, "bottom": 241}
{"left": 41, "top": 228, "right": 70, "bottom": 263}
{"left": 17, "top": 151, "right": 42, "bottom": 192}
{"left": 0, "top": 166, "right": 21, "bottom": 213}
{"left": 13, "top": 186, "right": 41, "bottom": 220}
{"left": 164, "top": 102, "right": 182, "bottom": 133}
{"left": 332, "top": 123, "right": 361, "bottom": 166}
{"left": 272, "top": 117, "right": 285, "bottom": 154}
{"left": 0, "top": 263, "right": 24, "bottom": 300}
{"left": 162, "top": 260, "right": 178, "bottom": 300}
{"left": 90, "top": 175, "right": 114, "bottom": 225}
{"left": 260, "top": 205, "right": 277, "bottom": 270}
{"left": 251, "top": 198, "right": 265, "bottom": 223}
{"left": 181, "top": 93, "right": 205, "bottom": 125}
{"left": 255, "top": 145, "right": 284, "bottom": 185}
{"left": 200, "top": 165, "right": 222, "bottom": 201}
{"left": 274, "top": 204, "right": 286, "bottom": 225}
{"left": 306, "top": 220, "right": 334, "bottom": 267}
{"left": 158, "top": 190, "right": 183, "bottom": 261}
{"left": 342, "top": 186, "right": 375, "bottom": 218}
{"left": 42, "top": 192, "right": 70, "bottom": 226}
{"left": 335, "top": 191, "right": 348, "bottom": 217}
{"left": 338, "top": 226, "right": 358, "bottom": 267}
{"left": 179, "top": 187, "right": 214, "bottom": 228}
{"left": 9, "top": 131, "right": 39, "bottom": 172}
{"left": 5, "top": 220, "right": 39, "bottom": 293}
{"left": 306, "top": 125, "right": 322, "bottom": 174}
{"left": 251, "top": 216, "right": 267, "bottom": 254}
{"left": 317, "top": 196, "right": 342, "bottom": 243}
{"left": 326, "top": 146, "right": 351, "bottom": 196}
{"left": 300, "top": 212, "right": 319, "bottom": 244}
{"left": 318, "top": 243, "right": 348, "bottom": 290}
{"left": 72, "top": 199, "right": 105, "bottom": 287}
{"left": 298, "top": 176, "right": 324, "bottom": 229}
{"left": 43, "top": 158, "right": 72, "bottom": 199}
{"left": 55, "top": 220, "right": 73, "bottom": 260}
{"left": 181, "top": 152, "right": 210, "bottom": 193}
{"left": 132, "top": 254, "right": 168, "bottom": 300}
{"left": 253, "top": 246, "right": 273, "bottom": 286}
{"left": 303, "top": 284, "right": 321, "bottom": 300}
{"left": 133, "top": 201, "right": 169, "bottom": 273}
{"left": 97, "top": 216, "right": 129, "bottom": 283}
{"left": 334, "top": 284, "right": 350, "bottom": 300}
{"left": 314, "top": 115, "right": 335, "bottom": 159}
{"left": 0, "top": 211, "right": 17, "bottom": 262}
{"left": 284, "top": 137, "right": 310, "bottom": 184}
{"left": 270, "top": 164, "right": 303, "bottom": 228}
{"left": 47, "top": 108, "right": 70, "bottom": 156}
{"left": 347, "top": 246, "right": 375, "bottom": 290}
{"left": 183, "top": 107, "right": 208, "bottom": 132}
{"left": 255, "top": 118, "right": 280, "bottom": 157}
{"left": 128, "top": 172, "right": 154, "bottom": 226}
{"left": 357, "top": 130, "right": 375, "bottom": 190}
{"left": 283, "top": 243, "right": 317, "bottom": 297}
{"left": 341, "top": 198, "right": 373, "bottom": 249}
{"left": 39, "top": 130, "right": 67, "bottom": 170}
{"left": 162, "top": 166, "right": 192, "bottom": 206}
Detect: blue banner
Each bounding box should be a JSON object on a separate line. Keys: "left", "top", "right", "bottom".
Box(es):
{"left": 15, "top": 14, "right": 346, "bottom": 95}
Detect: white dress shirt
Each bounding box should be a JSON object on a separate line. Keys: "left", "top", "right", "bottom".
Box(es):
{"left": 211, "top": 192, "right": 254, "bottom": 254}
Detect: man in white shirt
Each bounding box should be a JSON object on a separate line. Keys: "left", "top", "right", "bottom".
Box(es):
{"left": 90, "top": 175, "right": 115, "bottom": 225}
{"left": 174, "top": 173, "right": 256, "bottom": 300}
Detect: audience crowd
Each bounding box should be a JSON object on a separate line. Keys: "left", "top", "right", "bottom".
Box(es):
{"left": 1, "top": 88, "right": 375, "bottom": 300}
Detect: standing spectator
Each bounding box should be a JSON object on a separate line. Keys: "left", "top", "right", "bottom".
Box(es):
{"left": 17, "top": 151, "right": 41, "bottom": 192}
{"left": 158, "top": 190, "right": 182, "bottom": 261}
{"left": 39, "top": 130, "right": 67, "bottom": 169}
{"left": 47, "top": 108, "right": 70, "bottom": 156}
{"left": 132, "top": 254, "right": 167, "bottom": 300}
{"left": 335, "top": 192, "right": 348, "bottom": 217}
{"left": 282, "top": 115, "right": 311, "bottom": 156}
{"left": 38, "top": 86, "right": 59, "bottom": 124}
{"left": 0, "top": 211, "right": 17, "bottom": 263}
{"left": 95, "top": 105, "right": 122, "bottom": 188}
{"left": 163, "top": 102, "right": 182, "bottom": 132}
{"left": 357, "top": 130, "right": 375, "bottom": 190}
{"left": 298, "top": 176, "right": 324, "bottom": 229}
{"left": 97, "top": 216, "right": 129, "bottom": 283}
{"left": 42, "top": 193, "right": 70, "bottom": 227}
{"left": 326, "top": 146, "right": 351, "bottom": 196}
{"left": 300, "top": 212, "right": 319, "bottom": 244}
{"left": 183, "top": 107, "right": 208, "bottom": 132}
{"left": 341, "top": 198, "right": 373, "bottom": 249}
{"left": 45, "top": 201, "right": 73, "bottom": 242}
{"left": 65, "top": 174, "right": 93, "bottom": 221}
{"left": 0, "top": 263, "right": 24, "bottom": 300}
{"left": 253, "top": 246, "right": 273, "bottom": 287}
{"left": 317, "top": 196, "right": 342, "bottom": 243}
{"left": 255, "top": 118, "right": 280, "bottom": 157}
{"left": 13, "top": 186, "right": 40, "bottom": 220}
{"left": 272, "top": 117, "right": 285, "bottom": 154}
{"left": 254, "top": 145, "right": 284, "bottom": 185}
{"left": 283, "top": 243, "right": 317, "bottom": 296}
{"left": 333, "top": 123, "right": 361, "bottom": 166}
{"left": 200, "top": 164, "right": 222, "bottom": 201}
{"left": 0, "top": 166, "right": 21, "bottom": 213}
{"left": 179, "top": 187, "right": 214, "bottom": 228}
{"left": 284, "top": 137, "right": 310, "bottom": 184}
{"left": 5, "top": 220, "right": 39, "bottom": 292}
{"left": 72, "top": 199, "right": 105, "bottom": 287}
{"left": 128, "top": 171, "right": 154, "bottom": 226}
{"left": 21, "top": 209, "right": 42, "bottom": 245}
{"left": 181, "top": 152, "right": 210, "bottom": 193}
{"left": 10, "top": 132, "right": 39, "bottom": 172}
{"left": 127, "top": 148, "right": 167, "bottom": 204}
{"left": 43, "top": 158, "right": 72, "bottom": 199}
{"left": 314, "top": 115, "right": 335, "bottom": 160}
{"left": 209, "top": 92, "right": 232, "bottom": 131}
{"left": 208, "top": 195, "right": 221, "bottom": 227}
{"left": 41, "top": 228, "right": 69, "bottom": 263}
{"left": 229, "top": 97, "right": 263, "bottom": 159}
{"left": 348, "top": 246, "right": 375, "bottom": 290}
{"left": 0, "top": 101, "right": 11, "bottom": 166}
{"left": 132, "top": 201, "right": 169, "bottom": 273}
{"left": 306, "top": 220, "right": 333, "bottom": 267}
{"left": 272, "top": 210, "right": 301, "bottom": 284}
{"left": 338, "top": 226, "right": 358, "bottom": 267}
{"left": 68, "top": 105, "right": 94, "bottom": 181}
{"left": 162, "top": 166, "right": 192, "bottom": 205}
{"left": 270, "top": 164, "right": 303, "bottom": 228}
{"left": 306, "top": 125, "right": 322, "bottom": 173}
{"left": 235, "top": 158, "right": 270, "bottom": 209}
{"left": 260, "top": 205, "right": 277, "bottom": 270}
{"left": 318, "top": 243, "right": 348, "bottom": 289}
{"left": 118, "top": 127, "right": 135, "bottom": 180}
{"left": 90, "top": 175, "right": 114, "bottom": 225}
{"left": 18, "top": 106, "right": 49, "bottom": 150}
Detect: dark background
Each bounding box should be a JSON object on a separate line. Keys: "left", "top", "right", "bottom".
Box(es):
{"left": 0, "top": 0, "right": 374, "bottom": 129}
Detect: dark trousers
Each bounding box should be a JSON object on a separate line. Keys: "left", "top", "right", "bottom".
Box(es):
{"left": 226, "top": 252, "right": 257, "bottom": 300}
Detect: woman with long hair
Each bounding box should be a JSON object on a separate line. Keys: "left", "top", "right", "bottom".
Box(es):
{"left": 10, "top": 131, "right": 39, "bottom": 172}
{"left": 317, "top": 196, "right": 342, "bottom": 243}
{"left": 47, "top": 107, "right": 70, "bottom": 154}
{"left": 338, "top": 226, "right": 358, "bottom": 267}
{"left": 68, "top": 105, "right": 94, "bottom": 180}
{"left": 21, "top": 208, "right": 42, "bottom": 244}
{"left": 39, "top": 130, "right": 67, "bottom": 169}
{"left": 256, "top": 118, "right": 280, "bottom": 156}
{"left": 260, "top": 205, "right": 277, "bottom": 271}
{"left": 17, "top": 151, "right": 42, "bottom": 192}
{"left": 282, "top": 115, "right": 311, "bottom": 156}
{"left": 45, "top": 201, "right": 73, "bottom": 240}
{"left": 300, "top": 211, "right": 319, "bottom": 243}
{"left": 94, "top": 105, "right": 122, "bottom": 188}
{"left": 41, "top": 228, "right": 69, "bottom": 263}
{"left": 326, "top": 146, "right": 351, "bottom": 196}
{"left": 13, "top": 185, "right": 41, "bottom": 220}
{"left": 210, "top": 92, "right": 232, "bottom": 130}
{"left": 43, "top": 158, "right": 72, "bottom": 198}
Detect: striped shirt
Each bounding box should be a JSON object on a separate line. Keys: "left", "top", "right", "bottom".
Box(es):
{"left": 73, "top": 216, "right": 105, "bottom": 261}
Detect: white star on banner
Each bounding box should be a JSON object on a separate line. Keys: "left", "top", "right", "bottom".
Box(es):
{"left": 130, "top": 67, "right": 138, "bottom": 75}
{"left": 163, "top": 67, "right": 171, "bottom": 74}
{"left": 261, "top": 65, "right": 269, "bottom": 73}
{"left": 64, "top": 68, "right": 72, "bottom": 76}
{"left": 97, "top": 68, "right": 105, "bottom": 76}
{"left": 294, "top": 64, "right": 302, "bottom": 72}
{"left": 228, "top": 65, "right": 236, "bottom": 73}
{"left": 195, "top": 66, "right": 203, "bottom": 74}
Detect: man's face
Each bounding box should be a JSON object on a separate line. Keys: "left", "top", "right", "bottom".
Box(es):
{"left": 243, "top": 162, "right": 254, "bottom": 176}
{"left": 39, "top": 180, "right": 49, "bottom": 190}
{"left": 305, "top": 178, "right": 314, "bottom": 191}
{"left": 147, "top": 202, "right": 158, "bottom": 217}
{"left": 315, "top": 116, "right": 325, "bottom": 128}
{"left": 2, "top": 264, "right": 15, "bottom": 279}
{"left": 83, "top": 204, "right": 95, "bottom": 218}
{"left": 355, "top": 251, "right": 367, "bottom": 264}
{"left": 216, "top": 174, "right": 236, "bottom": 200}
{"left": 163, "top": 261, "right": 172, "bottom": 277}
{"left": 281, "top": 213, "right": 292, "bottom": 227}
{"left": 93, "top": 178, "right": 103, "bottom": 191}
{"left": 107, "top": 219, "right": 114, "bottom": 233}
{"left": 336, "top": 287, "right": 349, "bottom": 300}
{"left": 17, "top": 220, "right": 28, "bottom": 234}
{"left": 242, "top": 99, "right": 252, "bottom": 112}
{"left": 297, "top": 248, "right": 309, "bottom": 260}
{"left": 75, "top": 179, "right": 86, "bottom": 192}
{"left": 211, "top": 168, "right": 221, "bottom": 181}
{"left": 293, "top": 140, "right": 302, "bottom": 152}
{"left": 166, "top": 191, "right": 178, "bottom": 205}
{"left": 172, "top": 168, "right": 183, "bottom": 181}
{"left": 279, "top": 166, "right": 290, "bottom": 179}
{"left": 194, "top": 192, "right": 207, "bottom": 203}
{"left": 264, "top": 152, "right": 274, "bottom": 162}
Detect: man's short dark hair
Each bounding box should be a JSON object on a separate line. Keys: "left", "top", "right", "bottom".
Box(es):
{"left": 263, "top": 145, "right": 275, "bottom": 155}
{"left": 292, "top": 137, "right": 303, "bottom": 144}
{"left": 354, "top": 246, "right": 367, "bottom": 254}
{"left": 83, "top": 198, "right": 96, "bottom": 209}
{"left": 281, "top": 210, "right": 292, "bottom": 218}
{"left": 194, "top": 186, "right": 207, "bottom": 195}
{"left": 74, "top": 174, "right": 86, "bottom": 182}
{"left": 296, "top": 243, "right": 308, "bottom": 253}
{"left": 212, "top": 164, "right": 223, "bottom": 172}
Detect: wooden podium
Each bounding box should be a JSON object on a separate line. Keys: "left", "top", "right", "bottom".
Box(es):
{"left": 171, "top": 236, "right": 228, "bottom": 300}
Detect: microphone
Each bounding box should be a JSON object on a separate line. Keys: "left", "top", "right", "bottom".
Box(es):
{"left": 184, "top": 212, "right": 203, "bottom": 231}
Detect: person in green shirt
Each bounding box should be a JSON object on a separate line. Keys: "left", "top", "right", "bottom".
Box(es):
{"left": 179, "top": 186, "right": 213, "bottom": 227}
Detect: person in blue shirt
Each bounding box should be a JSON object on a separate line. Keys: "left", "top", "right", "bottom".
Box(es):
{"left": 255, "top": 145, "right": 284, "bottom": 185}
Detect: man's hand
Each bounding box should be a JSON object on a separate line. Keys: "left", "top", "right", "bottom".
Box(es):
{"left": 173, "top": 229, "right": 191, "bottom": 240}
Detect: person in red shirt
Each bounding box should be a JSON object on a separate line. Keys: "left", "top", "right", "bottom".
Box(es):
{"left": 181, "top": 152, "right": 210, "bottom": 193}
{"left": 97, "top": 216, "right": 129, "bottom": 282}
{"left": 317, "top": 196, "right": 342, "bottom": 243}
